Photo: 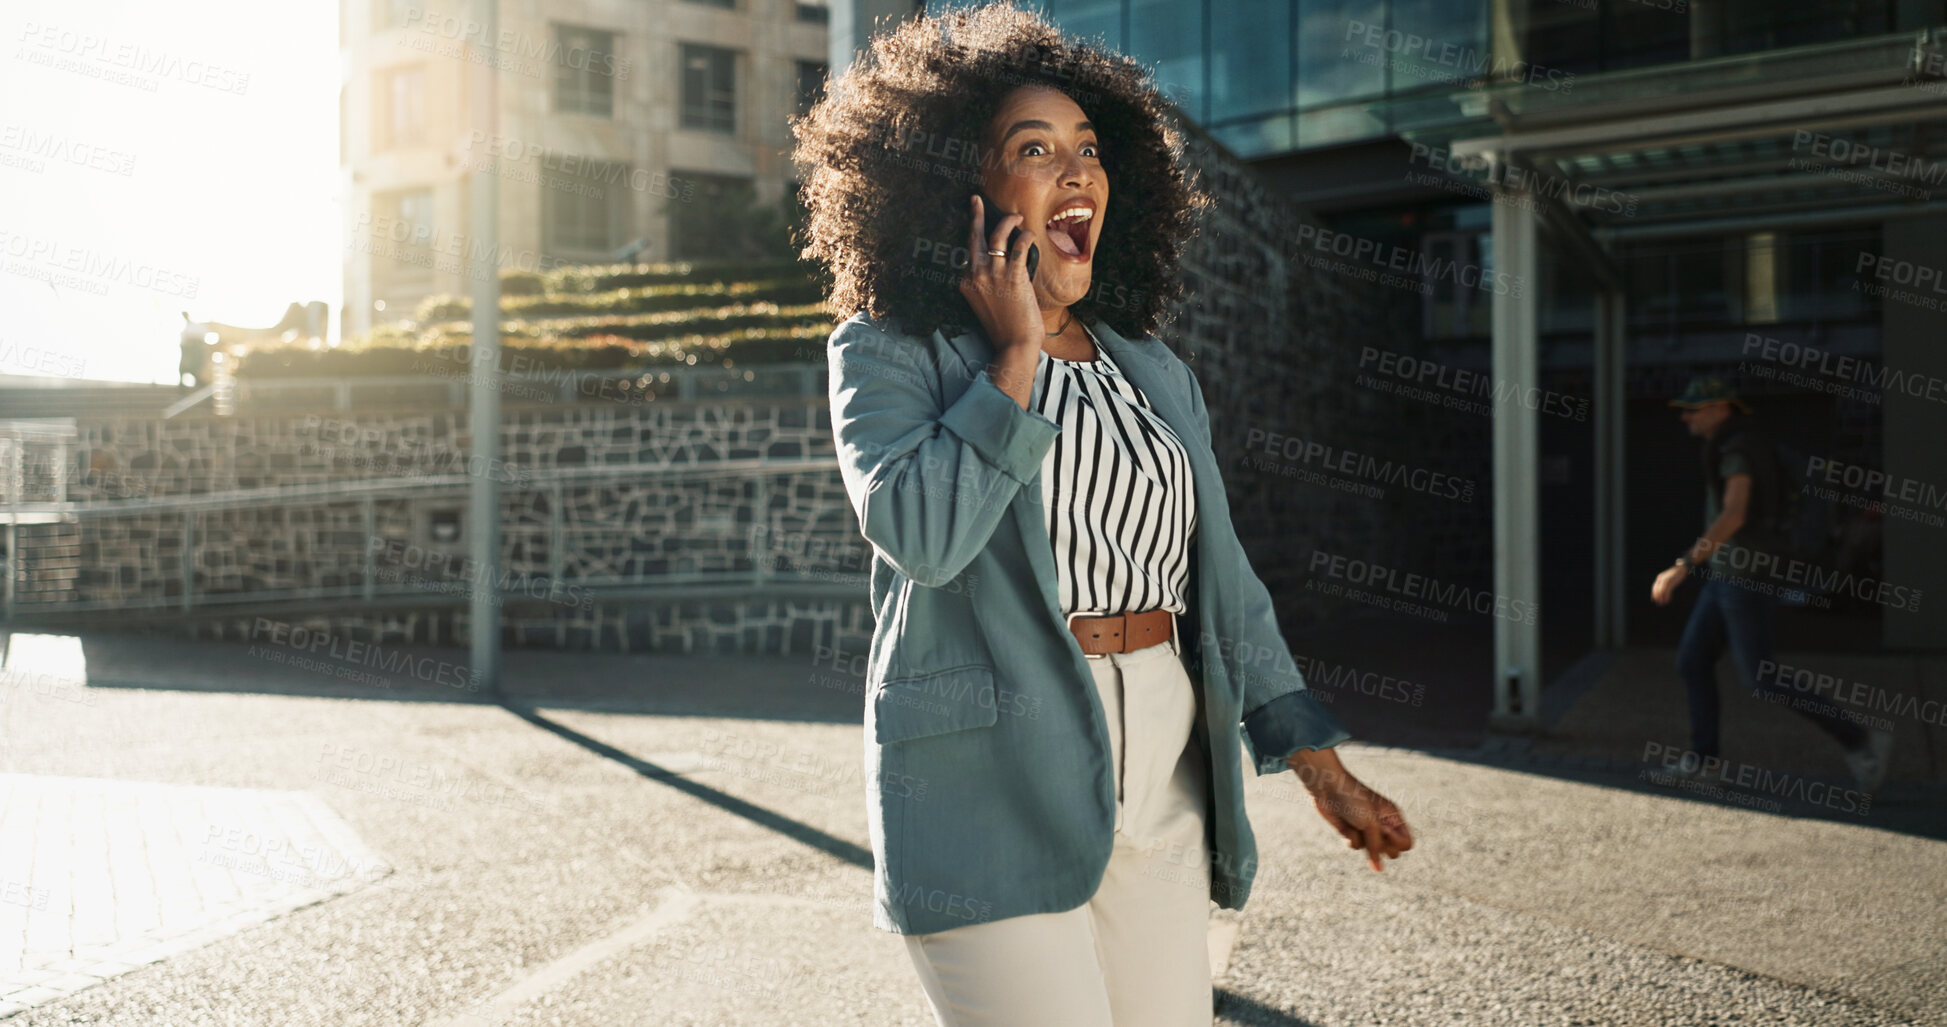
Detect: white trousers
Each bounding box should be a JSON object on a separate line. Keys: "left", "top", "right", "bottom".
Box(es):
{"left": 903, "top": 630, "right": 1214, "bottom": 1027}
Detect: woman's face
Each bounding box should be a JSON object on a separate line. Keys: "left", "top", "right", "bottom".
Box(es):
{"left": 977, "top": 85, "right": 1106, "bottom": 312}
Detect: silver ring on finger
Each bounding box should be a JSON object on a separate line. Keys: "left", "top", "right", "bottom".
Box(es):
{"left": 986, "top": 249, "right": 1008, "bottom": 257}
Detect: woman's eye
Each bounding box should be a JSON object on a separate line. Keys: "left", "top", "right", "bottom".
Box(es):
{"left": 1020, "top": 142, "right": 1102, "bottom": 158}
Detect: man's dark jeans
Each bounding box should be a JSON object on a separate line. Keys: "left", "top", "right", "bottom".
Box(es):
{"left": 1677, "top": 573, "right": 1868, "bottom": 759}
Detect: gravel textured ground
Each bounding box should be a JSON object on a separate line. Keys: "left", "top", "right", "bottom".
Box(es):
{"left": 0, "top": 633, "right": 1939, "bottom": 1026}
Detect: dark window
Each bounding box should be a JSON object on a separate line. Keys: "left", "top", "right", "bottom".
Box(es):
{"left": 681, "top": 44, "right": 738, "bottom": 133}
{"left": 429, "top": 508, "right": 462, "bottom": 545}
{"left": 795, "top": 60, "right": 827, "bottom": 116}
{"left": 543, "top": 160, "right": 632, "bottom": 257}
{"left": 668, "top": 172, "right": 756, "bottom": 260}
{"left": 1422, "top": 227, "right": 1494, "bottom": 339}
{"left": 796, "top": 1, "right": 830, "bottom": 23}
{"left": 555, "top": 24, "right": 618, "bottom": 118}
{"left": 686, "top": 0, "right": 736, "bottom": 7}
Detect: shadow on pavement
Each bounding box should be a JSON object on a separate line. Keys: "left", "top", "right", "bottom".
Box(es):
{"left": 1213, "top": 987, "right": 1323, "bottom": 1026}
{"left": 502, "top": 702, "right": 872, "bottom": 869}
{"left": 39, "top": 631, "right": 1947, "bottom": 844}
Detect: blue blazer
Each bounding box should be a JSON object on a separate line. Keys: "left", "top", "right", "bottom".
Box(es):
{"left": 826, "top": 311, "right": 1351, "bottom": 935}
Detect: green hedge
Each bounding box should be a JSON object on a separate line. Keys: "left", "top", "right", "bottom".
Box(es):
{"left": 416, "top": 278, "right": 825, "bottom": 322}
{"left": 232, "top": 260, "right": 838, "bottom": 379}
{"left": 545, "top": 259, "right": 824, "bottom": 294}
{"left": 234, "top": 321, "right": 837, "bottom": 378}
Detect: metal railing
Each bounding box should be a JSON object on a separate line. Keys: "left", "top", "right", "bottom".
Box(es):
{"left": 0, "top": 420, "right": 77, "bottom": 510}
{"left": 161, "top": 383, "right": 218, "bottom": 419}
{"left": 161, "top": 362, "right": 832, "bottom": 416}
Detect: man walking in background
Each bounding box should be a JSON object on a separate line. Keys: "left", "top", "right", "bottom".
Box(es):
{"left": 1650, "top": 376, "right": 1894, "bottom": 793}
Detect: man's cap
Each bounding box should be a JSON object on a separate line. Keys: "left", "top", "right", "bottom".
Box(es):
{"left": 1669, "top": 375, "right": 1750, "bottom": 412}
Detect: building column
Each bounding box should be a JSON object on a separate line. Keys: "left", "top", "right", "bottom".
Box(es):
{"left": 1593, "top": 287, "right": 1627, "bottom": 649}
{"left": 468, "top": 0, "right": 502, "bottom": 696}
{"left": 1491, "top": 195, "right": 1543, "bottom": 728}
{"left": 1881, "top": 215, "right": 1947, "bottom": 648}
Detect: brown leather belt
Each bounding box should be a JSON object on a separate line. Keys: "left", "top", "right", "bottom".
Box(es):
{"left": 1066, "top": 608, "right": 1175, "bottom": 659}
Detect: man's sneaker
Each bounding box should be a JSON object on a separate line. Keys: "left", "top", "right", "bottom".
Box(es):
{"left": 1845, "top": 727, "right": 1894, "bottom": 794}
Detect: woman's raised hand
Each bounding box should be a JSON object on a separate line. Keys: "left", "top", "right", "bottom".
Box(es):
{"left": 956, "top": 193, "right": 1044, "bottom": 356}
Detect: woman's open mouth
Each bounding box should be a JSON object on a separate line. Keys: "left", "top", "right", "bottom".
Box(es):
{"left": 1044, "top": 203, "right": 1094, "bottom": 263}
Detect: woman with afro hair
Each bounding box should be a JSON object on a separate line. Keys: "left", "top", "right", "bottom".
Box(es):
{"left": 791, "top": 4, "right": 1411, "bottom": 1023}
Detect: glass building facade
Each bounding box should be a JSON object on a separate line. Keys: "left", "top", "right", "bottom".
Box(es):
{"left": 932, "top": 0, "right": 1947, "bottom": 158}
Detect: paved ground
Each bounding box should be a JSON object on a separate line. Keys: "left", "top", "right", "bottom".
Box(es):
{"left": 0, "top": 630, "right": 1941, "bottom": 1026}
{"left": 0, "top": 773, "right": 390, "bottom": 1017}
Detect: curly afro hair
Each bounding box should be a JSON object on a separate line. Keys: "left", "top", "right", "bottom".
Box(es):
{"left": 788, "top": 1, "right": 1213, "bottom": 343}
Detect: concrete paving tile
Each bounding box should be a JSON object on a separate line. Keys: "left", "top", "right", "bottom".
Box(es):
{"left": 0, "top": 773, "right": 390, "bottom": 1018}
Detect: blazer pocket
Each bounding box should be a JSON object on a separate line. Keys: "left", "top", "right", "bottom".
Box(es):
{"left": 872, "top": 665, "right": 1001, "bottom": 746}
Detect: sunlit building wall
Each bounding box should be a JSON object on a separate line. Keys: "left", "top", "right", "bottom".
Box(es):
{"left": 340, "top": 0, "right": 830, "bottom": 337}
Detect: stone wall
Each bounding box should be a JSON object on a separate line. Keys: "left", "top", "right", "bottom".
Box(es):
{"left": 43, "top": 399, "right": 874, "bottom": 658}
{"left": 1168, "top": 124, "right": 1483, "bottom": 636}
{"left": 68, "top": 400, "right": 834, "bottom": 499}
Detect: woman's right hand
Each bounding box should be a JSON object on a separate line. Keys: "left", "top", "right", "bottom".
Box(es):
{"left": 956, "top": 193, "right": 1044, "bottom": 356}
{"left": 1286, "top": 747, "right": 1414, "bottom": 872}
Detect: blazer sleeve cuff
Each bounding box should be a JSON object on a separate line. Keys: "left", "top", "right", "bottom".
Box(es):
{"left": 1241, "top": 690, "right": 1352, "bottom": 776}
{"left": 937, "top": 368, "right": 1060, "bottom": 486}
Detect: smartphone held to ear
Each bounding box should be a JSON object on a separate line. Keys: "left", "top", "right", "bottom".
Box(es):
{"left": 976, "top": 191, "right": 1038, "bottom": 282}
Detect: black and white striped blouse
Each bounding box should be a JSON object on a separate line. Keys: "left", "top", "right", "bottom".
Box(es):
{"left": 1032, "top": 324, "right": 1198, "bottom": 618}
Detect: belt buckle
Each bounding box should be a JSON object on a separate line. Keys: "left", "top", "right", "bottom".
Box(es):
{"left": 1066, "top": 609, "right": 1115, "bottom": 660}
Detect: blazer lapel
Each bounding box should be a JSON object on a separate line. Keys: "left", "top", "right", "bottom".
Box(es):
{"left": 1087, "top": 320, "right": 1195, "bottom": 450}
{"left": 940, "top": 321, "right": 1213, "bottom": 627}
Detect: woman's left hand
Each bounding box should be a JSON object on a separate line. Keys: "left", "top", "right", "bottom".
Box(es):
{"left": 1285, "top": 748, "right": 1414, "bottom": 871}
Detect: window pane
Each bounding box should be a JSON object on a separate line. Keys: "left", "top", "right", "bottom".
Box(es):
{"left": 1783, "top": 229, "right": 1879, "bottom": 322}
{"left": 1600, "top": 1, "right": 1690, "bottom": 71}
{"left": 377, "top": 66, "right": 425, "bottom": 150}
{"left": 544, "top": 160, "right": 630, "bottom": 255}
{"left": 1297, "top": 0, "right": 1384, "bottom": 108}
{"left": 1128, "top": 0, "right": 1202, "bottom": 120}
{"left": 1523, "top": 0, "right": 1603, "bottom": 78}
{"left": 1386, "top": 0, "right": 1487, "bottom": 93}
{"left": 391, "top": 68, "right": 423, "bottom": 144}
{"left": 669, "top": 173, "right": 757, "bottom": 260}
{"left": 556, "top": 25, "right": 617, "bottom": 118}
{"left": 681, "top": 44, "right": 737, "bottom": 132}
{"left": 375, "top": 188, "right": 435, "bottom": 280}
{"left": 1210, "top": 0, "right": 1289, "bottom": 122}
{"left": 1048, "top": 0, "right": 1122, "bottom": 53}
{"left": 1387, "top": 0, "right": 1488, "bottom": 93}
{"left": 795, "top": 60, "right": 827, "bottom": 116}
